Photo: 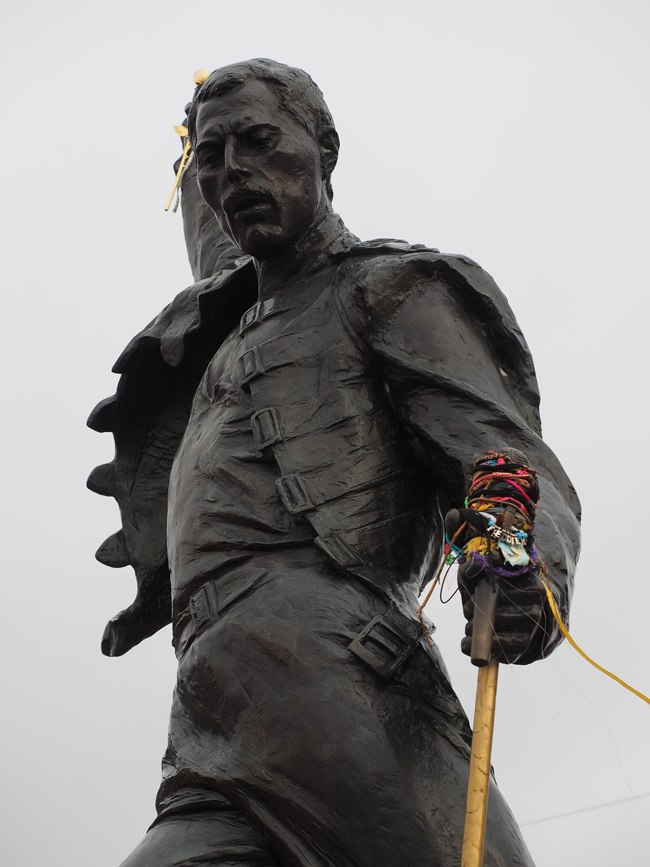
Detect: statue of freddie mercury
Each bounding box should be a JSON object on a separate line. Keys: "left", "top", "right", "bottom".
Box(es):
{"left": 88, "top": 59, "right": 581, "bottom": 867}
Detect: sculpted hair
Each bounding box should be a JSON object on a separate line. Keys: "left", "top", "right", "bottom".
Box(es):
{"left": 187, "top": 58, "right": 337, "bottom": 200}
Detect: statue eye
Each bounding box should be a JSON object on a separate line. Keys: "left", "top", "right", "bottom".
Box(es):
{"left": 197, "top": 141, "right": 224, "bottom": 167}
{"left": 245, "top": 127, "right": 277, "bottom": 150}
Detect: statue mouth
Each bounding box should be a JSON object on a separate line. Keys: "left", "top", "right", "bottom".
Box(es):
{"left": 225, "top": 188, "right": 275, "bottom": 224}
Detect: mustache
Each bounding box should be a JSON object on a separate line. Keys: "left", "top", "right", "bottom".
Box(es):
{"left": 224, "top": 186, "right": 275, "bottom": 216}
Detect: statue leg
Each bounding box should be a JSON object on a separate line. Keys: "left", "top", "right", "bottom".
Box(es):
{"left": 159, "top": 556, "right": 535, "bottom": 867}
{"left": 117, "top": 807, "right": 279, "bottom": 867}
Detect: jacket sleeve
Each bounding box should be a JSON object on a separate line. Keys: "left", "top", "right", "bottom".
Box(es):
{"left": 354, "top": 250, "right": 581, "bottom": 662}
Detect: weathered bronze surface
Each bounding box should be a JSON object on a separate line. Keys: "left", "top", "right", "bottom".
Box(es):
{"left": 88, "top": 59, "right": 580, "bottom": 866}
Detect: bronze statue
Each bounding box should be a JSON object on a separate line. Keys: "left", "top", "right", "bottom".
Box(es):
{"left": 88, "top": 59, "right": 580, "bottom": 867}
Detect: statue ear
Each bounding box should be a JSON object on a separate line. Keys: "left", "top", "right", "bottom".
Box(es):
{"left": 319, "top": 126, "right": 339, "bottom": 180}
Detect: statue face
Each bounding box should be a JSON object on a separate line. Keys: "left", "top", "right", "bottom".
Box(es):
{"left": 194, "top": 79, "right": 327, "bottom": 259}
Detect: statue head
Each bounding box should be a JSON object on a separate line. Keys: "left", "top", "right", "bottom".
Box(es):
{"left": 187, "top": 59, "right": 340, "bottom": 259}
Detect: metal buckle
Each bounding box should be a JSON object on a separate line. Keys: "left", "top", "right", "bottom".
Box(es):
{"left": 251, "top": 407, "right": 283, "bottom": 448}
{"left": 348, "top": 613, "right": 419, "bottom": 680}
{"left": 188, "top": 582, "right": 219, "bottom": 634}
{"left": 239, "top": 303, "right": 262, "bottom": 336}
{"left": 276, "top": 473, "right": 314, "bottom": 514}
{"left": 240, "top": 345, "right": 265, "bottom": 385}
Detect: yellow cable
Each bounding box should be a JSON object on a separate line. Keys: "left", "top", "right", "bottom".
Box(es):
{"left": 540, "top": 575, "right": 650, "bottom": 706}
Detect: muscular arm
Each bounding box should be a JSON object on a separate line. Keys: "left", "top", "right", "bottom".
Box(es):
{"left": 351, "top": 249, "right": 580, "bottom": 662}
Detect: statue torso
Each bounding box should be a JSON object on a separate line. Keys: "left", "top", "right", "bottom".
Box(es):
{"left": 167, "top": 297, "right": 318, "bottom": 612}
{"left": 168, "top": 257, "right": 423, "bottom": 615}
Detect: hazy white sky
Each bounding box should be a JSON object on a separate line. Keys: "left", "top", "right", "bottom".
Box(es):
{"left": 2, "top": 2, "right": 650, "bottom": 865}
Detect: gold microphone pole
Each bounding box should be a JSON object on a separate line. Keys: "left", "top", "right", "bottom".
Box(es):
{"left": 460, "top": 576, "right": 500, "bottom": 867}
{"left": 164, "top": 69, "right": 210, "bottom": 212}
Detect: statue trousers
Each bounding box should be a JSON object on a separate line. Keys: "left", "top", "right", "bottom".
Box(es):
{"left": 119, "top": 549, "right": 535, "bottom": 867}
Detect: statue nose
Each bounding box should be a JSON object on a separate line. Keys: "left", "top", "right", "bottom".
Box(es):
{"left": 225, "top": 141, "right": 251, "bottom": 182}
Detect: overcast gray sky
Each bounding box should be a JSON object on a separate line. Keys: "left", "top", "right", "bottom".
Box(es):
{"left": 2, "top": 1, "right": 650, "bottom": 865}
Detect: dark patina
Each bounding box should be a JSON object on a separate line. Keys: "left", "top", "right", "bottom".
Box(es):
{"left": 89, "top": 59, "right": 580, "bottom": 867}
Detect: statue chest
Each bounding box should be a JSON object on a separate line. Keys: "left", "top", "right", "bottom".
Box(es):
{"left": 168, "top": 273, "right": 419, "bottom": 605}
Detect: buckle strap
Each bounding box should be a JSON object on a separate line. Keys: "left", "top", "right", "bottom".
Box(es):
{"left": 275, "top": 473, "right": 314, "bottom": 514}
{"left": 251, "top": 407, "right": 283, "bottom": 448}
{"left": 238, "top": 325, "right": 324, "bottom": 385}
{"left": 348, "top": 607, "right": 421, "bottom": 680}
{"left": 178, "top": 567, "right": 269, "bottom": 655}
{"left": 276, "top": 463, "right": 403, "bottom": 516}
{"left": 240, "top": 345, "right": 266, "bottom": 385}
{"left": 251, "top": 403, "right": 378, "bottom": 450}
{"left": 238, "top": 299, "right": 278, "bottom": 336}
{"left": 189, "top": 581, "right": 219, "bottom": 634}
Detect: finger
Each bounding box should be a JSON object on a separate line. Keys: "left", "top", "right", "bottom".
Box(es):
{"left": 461, "top": 630, "right": 534, "bottom": 662}
{"left": 492, "top": 631, "right": 538, "bottom": 664}
{"left": 497, "top": 592, "right": 545, "bottom": 625}
{"left": 457, "top": 560, "right": 486, "bottom": 600}
{"left": 462, "top": 584, "right": 545, "bottom": 625}
{"left": 461, "top": 617, "right": 537, "bottom": 642}
{"left": 462, "top": 614, "right": 538, "bottom": 639}
{"left": 494, "top": 605, "right": 544, "bottom": 628}
{"left": 444, "top": 509, "right": 464, "bottom": 540}
{"left": 499, "top": 582, "right": 546, "bottom": 604}
{"left": 462, "top": 597, "right": 540, "bottom": 623}
{"left": 462, "top": 592, "right": 540, "bottom": 619}
{"left": 500, "top": 572, "right": 547, "bottom": 598}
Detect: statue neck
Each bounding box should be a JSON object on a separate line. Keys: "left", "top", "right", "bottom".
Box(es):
{"left": 254, "top": 212, "right": 356, "bottom": 301}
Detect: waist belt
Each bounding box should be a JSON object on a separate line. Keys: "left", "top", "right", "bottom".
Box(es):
{"left": 173, "top": 562, "right": 428, "bottom": 683}
{"left": 173, "top": 565, "right": 269, "bottom": 657}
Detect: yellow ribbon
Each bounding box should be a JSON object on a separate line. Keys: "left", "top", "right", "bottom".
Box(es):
{"left": 541, "top": 574, "right": 650, "bottom": 706}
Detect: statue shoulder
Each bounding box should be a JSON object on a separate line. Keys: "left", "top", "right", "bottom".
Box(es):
{"left": 338, "top": 240, "right": 513, "bottom": 329}
{"left": 336, "top": 240, "right": 541, "bottom": 433}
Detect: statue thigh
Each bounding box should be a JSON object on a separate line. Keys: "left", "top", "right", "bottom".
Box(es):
{"left": 156, "top": 560, "right": 535, "bottom": 867}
